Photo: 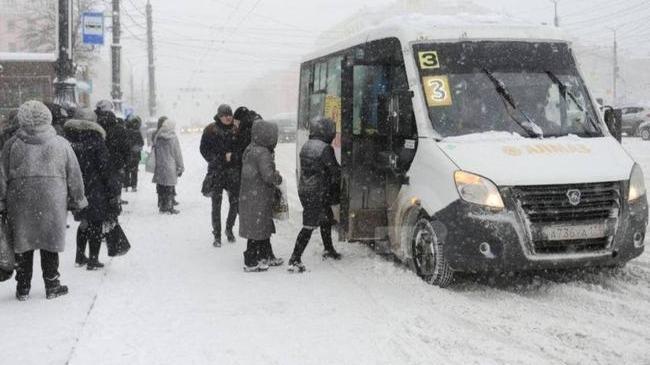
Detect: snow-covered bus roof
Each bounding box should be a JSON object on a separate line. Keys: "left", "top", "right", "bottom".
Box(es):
{"left": 303, "top": 14, "right": 569, "bottom": 62}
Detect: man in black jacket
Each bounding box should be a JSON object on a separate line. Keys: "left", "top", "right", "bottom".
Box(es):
{"left": 200, "top": 104, "right": 240, "bottom": 247}
{"left": 288, "top": 118, "right": 342, "bottom": 272}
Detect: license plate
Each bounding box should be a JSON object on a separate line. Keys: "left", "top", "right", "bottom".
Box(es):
{"left": 541, "top": 223, "right": 610, "bottom": 241}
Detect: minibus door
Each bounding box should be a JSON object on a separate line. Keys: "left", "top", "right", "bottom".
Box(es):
{"left": 340, "top": 62, "right": 392, "bottom": 241}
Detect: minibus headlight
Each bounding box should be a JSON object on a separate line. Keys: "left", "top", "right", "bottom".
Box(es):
{"left": 454, "top": 171, "right": 504, "bottom": 209}
{"left": 628, "top": 164, "right": 646, "bottom": 202}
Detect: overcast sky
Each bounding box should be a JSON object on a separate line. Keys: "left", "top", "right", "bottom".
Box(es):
{"left": 105, "top": 0, "right": 647, "bottom": 117}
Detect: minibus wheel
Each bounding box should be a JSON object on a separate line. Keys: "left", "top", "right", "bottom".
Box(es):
{"left": 412, "top": 218, "right": 454, "bottom": 287}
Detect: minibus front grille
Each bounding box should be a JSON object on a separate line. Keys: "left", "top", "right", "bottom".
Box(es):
{"left": 512, "top": 182, "right": 621, "bottom": 224}
{"left": 532, "top": 237, "right": 610, "bottom": 254}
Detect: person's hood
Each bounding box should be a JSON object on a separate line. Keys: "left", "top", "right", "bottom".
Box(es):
{"left": 155, "top": 119, "right": 177, "bottom": 140}
{"left": 64, "top": 119, "right": 106, "bottom": 140}
{"left": 126, "top": 115, "right": 142, "bottom": 130}
{"left": 17, "top": 100, "right": 52, "bottom": 128}
{"left": 309, "top": 118, "right": 336, "bottom": 144}
{"left": 252, "top": 119, "right": 278, "bottom": 149}
{"left": 95, "top": 110, "right": 117, "bottom": 130}
{"left": 73, "top": 108, "right": 97, "bottom": 123}
{"left": 16, "top": 124, "right": 57, "bottom": 145}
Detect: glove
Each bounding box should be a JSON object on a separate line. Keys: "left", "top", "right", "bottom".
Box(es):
{"left": 177, "top": 170, "right": 183, "bottom": 177}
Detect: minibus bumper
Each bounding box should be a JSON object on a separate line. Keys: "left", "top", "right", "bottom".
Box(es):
{"left": 434, "top": 197, "right": 648, "bottom": 273}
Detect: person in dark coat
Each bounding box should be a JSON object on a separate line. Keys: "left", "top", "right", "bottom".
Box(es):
{"left": 0, "top": 101, "right": 87, "bottom": 300}
{"left": 0, "top": 110, "right": 19, "bottom": 150}
{"left": 288, "top": 118, "right": 342, "bottom": 272}
{"left": 44, "top": 102, "right": 70, "bottom": 136}
{"left": 64, "top": 109, "right": 120, "bottom": 270}
{"left": 124, "top": 115, "right": 144, "bottom": 192}
{"left": 239, "top": 119, "right": 283, "bottom": 271}
{"left": 152, "top": 118, "right": 184, "bottom": 214}
{"left": 95, "top": 100, "right": 131, "bottom": 204}
{"left": 200, "top": 104, "right": 240, "bottom": 247}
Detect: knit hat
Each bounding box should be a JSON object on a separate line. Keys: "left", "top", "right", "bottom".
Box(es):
{"left": 95, "top": 99, "right": 114, "bottom": 113}
{"left": 17, "top": 100, "right": 53, "bottom": 128}
{"left": 216, "top": 104, "right": 232, "bottom": 118}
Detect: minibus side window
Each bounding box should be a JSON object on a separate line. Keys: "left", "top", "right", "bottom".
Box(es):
{"left": 298, "top": 65, "right": 312, "bottom": 130}
{"left": 352, "top": 65, "right": 390, "bottom": 136}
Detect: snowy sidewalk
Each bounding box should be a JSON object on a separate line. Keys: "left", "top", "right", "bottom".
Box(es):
{"left": 1, "top": 135, "right": 649, "bottom": 365}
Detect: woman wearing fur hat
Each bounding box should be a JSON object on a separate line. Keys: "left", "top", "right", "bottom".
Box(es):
{"left": 153, "top": 118, "right": 184, "bottom": 214}
{"left": 0, "top": 100, "right": 87, "bottom": 300}
{"left": 64, "top": 109, "right": 121, "bottom": 270}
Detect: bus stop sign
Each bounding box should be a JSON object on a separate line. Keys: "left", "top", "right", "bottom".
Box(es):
{"left": 82, "top": 12, "right": 104, "bottom": 45}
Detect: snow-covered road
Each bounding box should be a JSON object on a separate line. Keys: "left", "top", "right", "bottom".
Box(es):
{"left": 2, "top": 135, "right": 649, "bottom": 365}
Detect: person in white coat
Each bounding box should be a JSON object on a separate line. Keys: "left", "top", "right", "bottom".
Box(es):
{"left": 152, "top": 118, "right": 184, "bottom": 214}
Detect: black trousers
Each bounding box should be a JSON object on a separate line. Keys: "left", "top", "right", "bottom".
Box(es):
{"left": 124, "top": 160, "right": 139, "bottom": 188}
{"left": 76, "top": 221, "right": 103, "bottom": 260}
{"left": 211, "top": 186, "right": 238, "bottom": 237}
{"left": 157, "top": 184, "right": 176, "bottom": 211}
{"left": 15, "top": 250, "right": 60, "bottom": 289}
{"left": 290, "top": 224, "right": 335, "bottom": 263}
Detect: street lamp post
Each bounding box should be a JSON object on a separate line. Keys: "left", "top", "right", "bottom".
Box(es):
{"left": 53, "top": 0, "right": 77, "bottom": 109}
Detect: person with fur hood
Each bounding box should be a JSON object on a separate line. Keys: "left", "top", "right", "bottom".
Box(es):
{"left": 64, "top": 109, "right": 121, "bottom": 270}
{"left": 153, "top": 118, "right": 184, "bottom": 214}
{"left": 0, "top": 101, "right": 87, "bottom": 300}
{"left": 238, "top": 119, "right": 283, "bottom": 272}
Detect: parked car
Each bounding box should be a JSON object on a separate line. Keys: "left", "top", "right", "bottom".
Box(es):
{"left": 620, "top": 106, "right": 650, "bottom": 136}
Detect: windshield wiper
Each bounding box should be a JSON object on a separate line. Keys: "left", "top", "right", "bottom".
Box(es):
{"left": 482, "top": 68, "right": 542, "bottom": 138}
{"left": 545, "top": 70, "right": 602, "bottom": 135}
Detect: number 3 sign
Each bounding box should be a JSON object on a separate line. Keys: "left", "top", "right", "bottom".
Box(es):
{"left": 422, "top": 76, "right": 453, "bottom": 107}
{"left": 418, "top": 51, "right": 440, "bottom": 69}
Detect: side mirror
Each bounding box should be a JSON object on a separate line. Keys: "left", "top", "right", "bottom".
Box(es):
{"left": 603, "top": 106, "right": 622, "bottom": 142}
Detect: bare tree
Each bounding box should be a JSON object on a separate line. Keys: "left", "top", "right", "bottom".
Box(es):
{"left": 18, "top": 0, "right": 102, "bottom": 67}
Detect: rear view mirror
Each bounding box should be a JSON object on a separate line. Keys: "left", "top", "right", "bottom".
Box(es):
{"left": 603, "top": 106, "right": 622, "bottom": 142}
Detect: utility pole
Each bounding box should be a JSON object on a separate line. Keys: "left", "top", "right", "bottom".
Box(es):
{"left": 53, "top": 0, "right": 77, "bottom": 109}
{"left": 146, "top": 0, "right": 157, "bottom": 118}
{"left": 612, "top": 28, "right": 619, "bottom": 103}
{"left": 111, "top": 0, "right": 122, "bottom": 113}
{"left": 550, "top": 0, "right": 559, "bottom": 27}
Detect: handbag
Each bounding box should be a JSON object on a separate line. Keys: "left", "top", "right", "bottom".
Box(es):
{"left": 272, "top": 181, "right": 289, "bottom": 221}
{"left": 0, "top": 217, "right": 14, "bottom": 281}
{"left": 201, "top": 171, "right": 215, "bottom": 197}
{"left": 145, "top": 148, "right": 156, "bottom": 173}
{"left": 105, "top": 220, "right": 131, "bottom": 257}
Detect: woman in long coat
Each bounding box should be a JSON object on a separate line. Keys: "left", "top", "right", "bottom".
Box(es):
{"left": 152, "top": 118, "right": 184, "bottom": 214}
{"left": 0, "top": 100, "right": 87, "bottom": 300}
{"left": 238, "top": 119, "right": 283, "bottom": 271}
{"left": 64, "top": 109, "right": 121, "bottom": 270}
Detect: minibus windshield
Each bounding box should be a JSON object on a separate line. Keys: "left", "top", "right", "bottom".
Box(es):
{"left": 414, "top": 41, "right": 602, "bottom": 138}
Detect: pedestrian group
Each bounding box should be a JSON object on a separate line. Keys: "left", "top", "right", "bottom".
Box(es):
{"left": 0, "top": 99, "right": 341, "bottom": 301}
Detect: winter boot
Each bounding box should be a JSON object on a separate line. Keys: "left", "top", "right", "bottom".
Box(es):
{"left": 322, "top": 250, "right": 342, "bottom": 260}
{"left": 75, "top": 253, "right": 88, "bottom": 267}
{"left": 225, "top": 229, "right": 236, "bottom": 243}
{"left": 287, "top": 259, "right": 306, "bottom": 273}
{"left": 44, "top": 277, "right": 68, "bottom": 300}
{"left": 15, "top": 284, "right": 30, "bottom": 301}
{"left": 244, "top": 260, "right": 269, "bottom": 272}
{"left": 86, "top": 258, "right": 105, "bottom": 271}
